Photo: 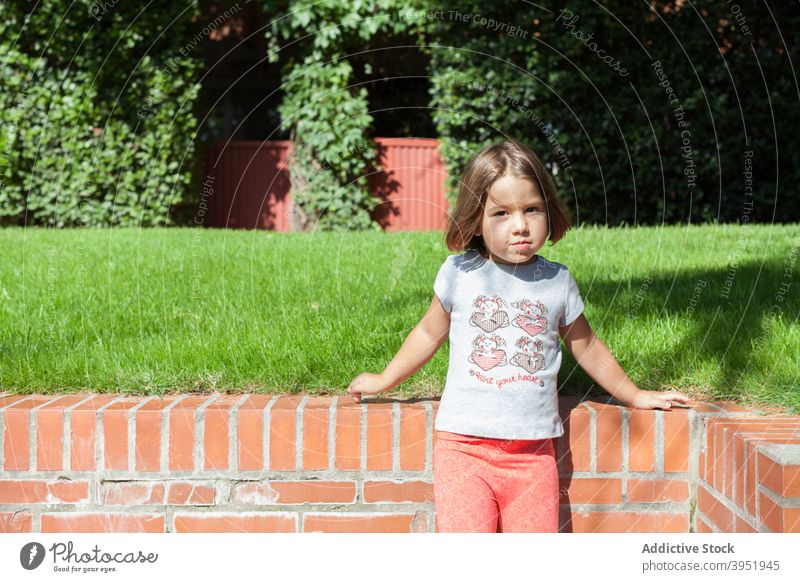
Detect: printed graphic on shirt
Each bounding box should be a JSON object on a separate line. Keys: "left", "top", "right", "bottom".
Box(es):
{"left": 510, "top": 337, "right": 545, "bottom": 374}
{"left": 510, "top": 299, "right": 549, "bottom": 337}
{"left": 468, "top": 334, "right": 507, "bottom": 371}
{"left": 468, "top": 295, "right": 510, "bottom": 332}
{"left": 467, "top": 295, "right": 550, "bottom": 388}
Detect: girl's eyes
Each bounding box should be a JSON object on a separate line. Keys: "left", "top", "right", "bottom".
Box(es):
{"left": 493, "top": 207, "right": 542, "bottom": 216}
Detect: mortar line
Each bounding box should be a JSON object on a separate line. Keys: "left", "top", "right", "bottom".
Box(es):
{"left": 63, "top": 395, "right": 95, "bottom": 473}
{"left": 424, "top": 400, "right": 433, "bottom": 474}
{"left": 31, "top": 395, "right": 69, "bottom": 472}
{"left": 161, "top": 395, "right": 189, "bottom": 473}
{"left": 195, "top": 394, "right": 220, "bottom": 475}
{"left": 128, "top": 397, "right": 154, "bottom": 473}
{"left": 655, "top": 409, "right": 664, "bottom": 474}
{"left": 392, "top": 401, "right": 400, "bottom": 475}
{"left": 587, "top": 403, "right": 596, "bottom": 474}
{"left": 621, "top": 407, "right": 630, "bottom": 473}
{"left": 360, "top": 401, "right": 367, "bottom": 478}
{"left": 96, "top": 395, "right": 125, "bottom": 477}
{"left": 758, "top": 482, "right": 800, "bottom": 508}
{"left": 264, "top": 396, "right": 279, "bottom": 472}
{"left": 327, "top": 397, "right": 337, "bottom": 472}
{"left": 696, "top": 479, "right": 762, "bottom": 532}
{"left": 230, "top": 394, "right": 251, "bottom": 474}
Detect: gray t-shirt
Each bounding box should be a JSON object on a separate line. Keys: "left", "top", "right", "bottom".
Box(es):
{"left": 433, "top": 250, "right": 585, "bottom": 439}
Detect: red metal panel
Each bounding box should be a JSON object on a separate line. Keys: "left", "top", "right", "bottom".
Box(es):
{"left": 205, "top": 138, "right": 449, "bottom": 231}
{"left": 205, "top": 141, "right": 293, "bottom": 231}
{"left": 370, "top": 138, "right": 450, "bottom": 232}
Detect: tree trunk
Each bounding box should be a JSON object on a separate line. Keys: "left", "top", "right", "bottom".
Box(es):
{"left": 287, "top": 131, "right": 320, "bottom": 232}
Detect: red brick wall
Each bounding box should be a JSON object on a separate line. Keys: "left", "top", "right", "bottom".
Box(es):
{"left": 1, "top": 393, "right": 798, "bottom": 533}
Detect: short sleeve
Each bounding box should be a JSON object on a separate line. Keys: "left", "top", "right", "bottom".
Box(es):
{"left": 559, "top": 268, "right": 585, "bottom": 327}
{"left": 433, "top": 258, "right": 453, "bottom": 313}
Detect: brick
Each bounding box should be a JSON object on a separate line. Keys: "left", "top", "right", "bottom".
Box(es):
{"left": 49, "top": 480, "right": 91, "bottom": 503}
{"left": 0, "top": 480, "right": 89, "bottom": 504}
{"left": 707, "top": 418, "right": 793, "bottom": 494}
{"left": 739, "top": 432, "right": 800, "bottom": 516}
{"left": 0, "top": 395, "right": 31, "bottom": 409}
{"left": 366, "top": 403, "right": 393, "bottom": 471}
{"left": 135, "top": 398, "right": 175, "bottom": 472}
{"left": 303, "top": 397, "right": 330, "bottom": 470}
{"left": 758, "top": 450, "right": 800, "bottom": 498}
{"left": 759, "top": 492, "right": 800, "bottom": 533}
{"left": 721, "top": 422, "right": 761, "bottom": 499}
{"left": 566, "top": 511, "right": 687, "bottom": 533}
{"left": 399, "top": 404, "right": 426, "bottom": 471}
{"left": 696, "top": 485, "right": 733, "bottom": 532}
{"left": 270, "top": 395, "right": 302, "bottom": 470}
{"left": 174, "top": 513, "right": 296, "bottom": 533}
{"left": 559, "top": 478, "right": 621, "bottom": 504}
{"left": 587, "top": 403, "right": 623, "bottom": 472}
{"left": 663, "top": 409, "right": 690, "bottom": 472}
{"left": 166, "top": 482, "right": 216, "bottom": 505}
{"left": 237, "top": 395, "right": 271, "bottom": 471}
{"left": 41, "top": 513, "right": 164, "bottom": 533}
{"left": 169, "top": 396, "right": 209, "bottom": 471}
{"left": 103, "top": 398, "right": 143, "bottom": 471}
{"left": 626, "top": 479, "right": 689, "bottom": 503}
{"left": 233, "top": 481, "right": 356, "bottom": 504}
{"left": 37, "top": 395, "right": 89, "bottom": 471}
{"left": 690, "top": 402, "right": 726, "bottom": 413}
{"left": 304, "top": 513, "right": 414, "bottom": 533}
{"left": 713, "top": 401, "right": 756, "bottom": 414}
{"left": 363, "top": 480, "right": 433, "bottom": 503}
{"left": 559, "top": 404, "right": 590, "bottom": 472}
{"left": 204, "top": 395, "right": 241, "bottom": 471}
{"left": 0, "top": 511, "right": 33, "bottom": 532}
{"left": 102, "top": 482, "right": 165, "bottom": 505}
{"left": 735, "top": 516, "right": 757, "bottom": 532}
{"left": 70, "top": 395, "right": 119, "bottom": 471}
{"left": 335, "top": 396, "right": 360, "bottom": 470}
{"left": 628, "top": 409, "right": 655, "bottom": 471}
{"left": 695, "top": 515, "right": 713, "bottom": 533}
{"left": 3, "top": 397, "right": 53, "bottom": 471}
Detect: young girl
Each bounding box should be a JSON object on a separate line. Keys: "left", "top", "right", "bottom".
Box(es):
{"left": 347, "top": 140, "right": 690, "bottom": 533}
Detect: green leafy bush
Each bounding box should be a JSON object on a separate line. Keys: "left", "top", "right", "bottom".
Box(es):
{"left": 263, "top": 0, "right": 425, "bottom": 231}
{"left": 422, "top": 1, "right": 799, "bottom": 225}
{"left": 0, "top": 2, "right": 202, "bottom": 226}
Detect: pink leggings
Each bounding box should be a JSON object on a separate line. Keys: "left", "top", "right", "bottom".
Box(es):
{"left": 433, "top": 430, "right": 560, "bottom": 533}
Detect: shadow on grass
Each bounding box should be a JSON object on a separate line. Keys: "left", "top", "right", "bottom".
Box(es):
{"left": 558, "top": 258, "right": 798, "bottom": 411}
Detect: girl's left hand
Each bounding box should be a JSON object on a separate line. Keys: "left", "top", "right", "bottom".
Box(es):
{"left": 631, "top": 389, "right": 691, "bottom": 410}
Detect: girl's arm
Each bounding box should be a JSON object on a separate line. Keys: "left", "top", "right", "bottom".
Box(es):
{"left": 558, "top": 314, "right": 690, "bottom": 409}
{"left": 348, "top": 294, "right": 451, "bottom": 403}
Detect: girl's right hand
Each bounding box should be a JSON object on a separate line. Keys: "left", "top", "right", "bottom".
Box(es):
{"left": 347, "top": 372, "right": 389, "bottom": 403}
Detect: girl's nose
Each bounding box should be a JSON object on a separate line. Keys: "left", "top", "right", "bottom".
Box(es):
{"left": 511, "top": 212, "right": 528, "bottom": 233}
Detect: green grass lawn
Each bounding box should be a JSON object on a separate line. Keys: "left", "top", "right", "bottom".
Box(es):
{"left": 1, "top": 224, "right": 798, "bottom": 412}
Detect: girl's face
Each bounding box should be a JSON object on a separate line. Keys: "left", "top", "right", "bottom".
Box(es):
{"left": 480, "top": 300, "right": 498, "bottom": 314}
{"left": 475, "top": 174, "right": 549, "bottom": 265}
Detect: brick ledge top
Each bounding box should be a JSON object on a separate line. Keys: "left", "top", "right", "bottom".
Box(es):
{"left": 0, "top": 392, "right": 797, "bottom": 417}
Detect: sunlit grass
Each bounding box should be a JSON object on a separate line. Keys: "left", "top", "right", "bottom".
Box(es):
{"left": 1, "top": 224, "right": 798, "bottom": 412}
